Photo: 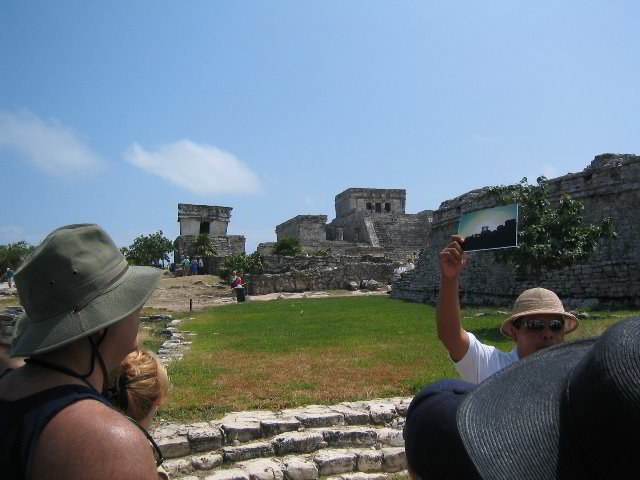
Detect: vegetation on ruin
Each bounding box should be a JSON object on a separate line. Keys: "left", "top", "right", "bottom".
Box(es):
{"left": 191, "top": 233, "right": 217, "bottom": 258}
{"left": 0, "top": 240, "right": 34, "bottom": 272}
{"left": 121, "top": 230, "right": 173, "bottom": 267}
{"left": 219, "top": 252, "right": 266, "bottom": 279}
{"left": 273, "top": 237, "right": 303, "bottom": 256}
{"left": 487, "top": 176, "right": 616, "bottom": 274}
{"left": 156, "top": 295, "right": 634, "bottom": 422}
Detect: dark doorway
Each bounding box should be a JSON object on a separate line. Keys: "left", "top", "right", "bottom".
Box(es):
{"left": 199, "top": 221, "right": 210, "bottom": 234}
{"left": 385, "top": 203, "right": 391, "bottom": 212}
{"left": 375, "top": 203, "right": 382, "bottom": 213}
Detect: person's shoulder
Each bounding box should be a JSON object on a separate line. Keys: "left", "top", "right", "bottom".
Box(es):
{"left": 32, "top": 398, "right": 158, "bottom": 479}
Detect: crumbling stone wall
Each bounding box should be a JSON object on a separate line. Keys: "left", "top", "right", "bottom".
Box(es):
{"left": 392, "top": 154, "right": 640, "bottom": 308}
{"left": 174, "top": 235, "right": 245, "bottom": 263}
{"left": 276, "top": 215, "right": 328, "bottom": 243}
{"left": 250, "top": 255, "right": 398, "bottom": 295}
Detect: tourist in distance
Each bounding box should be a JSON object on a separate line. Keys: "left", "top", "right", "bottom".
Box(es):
{"left": 181, "top": 256, "right": 191, "bottom": 276}
{"left": 404, "top": 316, "right": 640, "bottom": 480}
{"left": 437, "top": 234, "right": 579, "bottom": 383}
{"left": 0, "top": 224, "right": 163, "bottom": 479}
{"left": 1, "top": 267, "right": 15, "bottom": 288}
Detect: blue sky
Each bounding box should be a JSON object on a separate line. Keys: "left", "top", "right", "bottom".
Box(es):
{"left": 1, "top": 1, "right": 639, "bottom": 254}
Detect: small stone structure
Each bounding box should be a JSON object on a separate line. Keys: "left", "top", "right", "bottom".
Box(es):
{"left": 392, "top": 153, "right": 640, "bottom": 308}
{"left": 276, "top": 215, "right": 328, "bottom": 243}
{"left": 174, "top": 203, "right": 246, "bottom": 271}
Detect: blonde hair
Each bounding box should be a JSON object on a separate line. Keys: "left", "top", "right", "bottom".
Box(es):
{"left": 118, "top": 348, "right": 170, "bottom": 422}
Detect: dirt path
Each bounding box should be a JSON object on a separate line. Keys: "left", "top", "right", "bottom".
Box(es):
{"left": 144, "top": 274, "right": 388, "bottom": 312}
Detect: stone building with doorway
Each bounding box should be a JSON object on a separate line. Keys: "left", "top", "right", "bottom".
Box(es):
{"left": 174, "top": 203, "right": 245, "bottom": 271}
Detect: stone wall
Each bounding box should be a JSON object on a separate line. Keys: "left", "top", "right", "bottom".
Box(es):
{"left": 250, "top": 255, "right": 399, "bottom": 295}
{"left": 256, "top": 240, "right": 387, "bottom": 258}
{"left": 174, "top": 234, "right": 246, "bottom": 263}
{"left": 276, "top": 215, "right": 328, "bottom": 243}
{"left": 391, "top": 154, "right": 640, "bottom": 308}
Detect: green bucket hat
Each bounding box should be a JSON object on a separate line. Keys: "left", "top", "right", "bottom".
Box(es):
{"left": 10, "top": 224, "right": 162, "bottom": 357}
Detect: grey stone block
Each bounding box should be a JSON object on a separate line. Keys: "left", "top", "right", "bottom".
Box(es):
{"left": 222, "top": 421, "right": 264, "bottom": 444}
{"left": 204, "top": 468, "right": 251, "bottom": 480}
{"left": 272, "top": 432, "right": 324, "bottom": 455}
{"left": 161, "top": 458, "right": 193, "bottom": 476}
{"left": 157, "top": 435, "right": 190, "bottom": 459}
{"left": 353, "top": 449, "right": 383, "bottom": 472}
{"left": 294, "top": 412, "right": 345, "bottom": 428}
{"left": 367, "top": 404, "right": 397, "bottom": 425}
{"left": 329, "top": 405, "right": 370, "bottom": 425}
{"left": 321, "top": 428, "right": 377, "bottom": 448}
{"left": 191, "top": 453, "right": 224, "bottom": 470}
{"left": 381, "top": 448, "right": 406, "bottom": 472}
{"left": 376, "top": 428, "right": 403, "bottom": 447}
{"left": 237, "top": 458, "right": 285, "bottom": 480}
{"left": 282, "top": 457, "right": 319, "bottom": 480}
{"left": 313, "top": 450, "right": 357, "bottom": 476}
{"left": 261, "top": 418, "right": 302, "bottom": 437}
{"left": 223, "top": 441, "right": 275, "bottom": 462}
{"left": 188, "top": 425, "right": 224, "bottom": 452}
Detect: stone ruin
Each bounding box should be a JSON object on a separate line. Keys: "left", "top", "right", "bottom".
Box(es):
{"left": 174, "top": 203, "right": 246, "bottom": 272}
{"left": 258, "top": 188, "right": 432, "bottom": 262}
{"left": 392, "top": 153, "right": 640, "bottom": 308}
{"left": 0, "top": 306, "right": 23, "bottom": 350}
{"left": 251, "top": 189, "right": 432, "bottom": 294}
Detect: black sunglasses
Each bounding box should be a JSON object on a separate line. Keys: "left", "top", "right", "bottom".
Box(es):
{"left": 516, "top": 318, "right": 565, "bottom": 332}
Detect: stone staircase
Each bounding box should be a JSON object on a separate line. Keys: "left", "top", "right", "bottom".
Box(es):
{"left": 151, "top": 398, "right": 411, "bottom": 480}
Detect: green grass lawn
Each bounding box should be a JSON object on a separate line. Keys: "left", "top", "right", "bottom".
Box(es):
{"left": 158, "top": 295, "right": 638, "bottom": 422}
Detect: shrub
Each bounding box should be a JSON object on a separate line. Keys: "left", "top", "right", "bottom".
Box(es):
{"left": 487, "top": 176, "right": 616, "bottom": 274}
{"left": 273, "top": 237, "right": 303, "bottom": 256}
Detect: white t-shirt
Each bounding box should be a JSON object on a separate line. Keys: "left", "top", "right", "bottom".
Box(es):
{"left": 453, "top": 332, "right": 520, "bottom": 384}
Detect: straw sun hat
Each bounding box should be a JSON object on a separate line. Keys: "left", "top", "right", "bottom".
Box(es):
{"left": 500, "top": 287, "right": 578, "bottom": 337}
{"left": 10, "top": 224, "right": 161, "bottom": 357}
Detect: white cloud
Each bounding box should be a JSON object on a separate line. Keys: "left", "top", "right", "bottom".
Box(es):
{"left": 124, "top": 139, "right": 262, "bottom": 195}
{"left": 0, "top": 109, "right": 104, "bottom": 175}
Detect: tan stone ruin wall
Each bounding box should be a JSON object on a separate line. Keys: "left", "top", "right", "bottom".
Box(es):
{"left": 250, "top": 255, "right": 398, "bottom": 295}
{"left": 391, "top": 154, "right": 640, "bottom": 308}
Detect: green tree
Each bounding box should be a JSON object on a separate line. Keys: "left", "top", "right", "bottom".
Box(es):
{"left": 192, "top": 233, "right": 217, "bottom": 258}
{"left": 487, "top": 176, "right": 616, "bottom": 274}
{"left": 273, "top": 237, "right": 303, "bottom": 256}
{"left": 0, "top": 240, "right": 35, "bottom": 272}
{"left": 123, "top": 230, "right": 173, "bottom": 267}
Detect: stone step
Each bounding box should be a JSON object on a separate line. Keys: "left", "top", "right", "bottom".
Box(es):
{"left": 151, "top": 398, "right": 411, "bottom": 460}
{"left": 155, "top": 423, "right": 406, "bottom": 463}
{"left": 162, "top": 446, "right": 408, "bottom": 480}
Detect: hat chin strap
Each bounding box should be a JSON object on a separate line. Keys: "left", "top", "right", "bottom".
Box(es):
{"left": 24, "top": 329, "right": 111, "bottom": 395}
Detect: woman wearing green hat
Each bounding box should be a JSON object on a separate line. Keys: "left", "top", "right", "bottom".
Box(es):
{"left": 0, "top": 224, "right": 163, "bottom": 479}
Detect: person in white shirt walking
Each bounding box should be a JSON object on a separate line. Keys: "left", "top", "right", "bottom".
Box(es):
{"left": 436, "top": 235, "right": 579, "bottom": 383}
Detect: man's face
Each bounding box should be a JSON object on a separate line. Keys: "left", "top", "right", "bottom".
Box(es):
{"left": 511, "top": 314, "right": 565, "bottom": 359}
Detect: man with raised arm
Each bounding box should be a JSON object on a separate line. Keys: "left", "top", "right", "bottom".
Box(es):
{"left": 437, "top": 235, "right": 579, "bottom": 383}
{"left": 0, "top": 224, "right": 163, "bottom": 479}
